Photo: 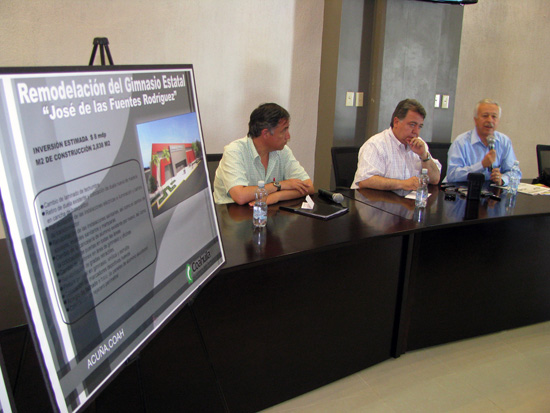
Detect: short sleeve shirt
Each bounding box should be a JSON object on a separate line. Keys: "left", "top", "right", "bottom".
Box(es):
{"left": 213, "top": 136, "right": 310, "bottom": 204}
{"left": 351, "top": 128, "right": 441, "bottom": 189}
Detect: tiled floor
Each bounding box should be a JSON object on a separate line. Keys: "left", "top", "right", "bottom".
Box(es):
{"left": 263, "top": 321, "right": 550, "bottom": 412}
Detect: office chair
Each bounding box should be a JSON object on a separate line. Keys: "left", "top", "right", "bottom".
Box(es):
{"left": 331, "top": 146, "right": 360, "bottom": 188}
{"left": 206, "top": 153, "right": 223, "bottom": 189}
{"left": 536, "top": 144, "right": 550, "bottom": 181}
{"left": 427, "top": 142, "right": 451, "bottom": 181}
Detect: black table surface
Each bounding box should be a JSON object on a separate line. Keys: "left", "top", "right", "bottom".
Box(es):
{"left": 4, "top": 186, "right": 550, "bottom": 332}
{"left": 343, "top": 182, "right": 550, "bottom": 228}
{"left": 216, "top": 193, "right": 416, "bottom": 271}
{"left": 3, "top": 184, "right": 550, "bottom": 333}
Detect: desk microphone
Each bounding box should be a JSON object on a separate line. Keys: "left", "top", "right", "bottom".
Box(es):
{"left": 487, "top": 135, "right": 495, "bottom": 172}
{"left": 464, "top": 173, "right": 484, "bottom": 220}
{"left": 466, "top": 172, "right": 484, "bottom": 201}
{"left": 318, "top": 188, "right": 344, "bottom": 204}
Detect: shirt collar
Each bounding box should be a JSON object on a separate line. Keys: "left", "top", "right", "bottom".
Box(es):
{"left": 471, "top": 129, "right": 498, "bottom": 147}
{"left": 388, "top": 127, "right": 410, "bottom": 151}
{"left": 247, "top": 136, "right": 261, "bottom": 160}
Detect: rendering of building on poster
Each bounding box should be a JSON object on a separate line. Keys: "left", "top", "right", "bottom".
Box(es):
{"left": 0, "top": 65, "right": 225, "bottom": 413}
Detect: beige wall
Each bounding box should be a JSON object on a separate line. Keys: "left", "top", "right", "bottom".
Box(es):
{"left": 0, "top": 0, "right": 323, "bottom": 176}
{"left": 453, "top": 0, "right": 550, "bottom": 179}
{"left": 0, "top": 0, "right": 324, "bottom": 239}
{"left": 1, "top": 0, "right": 548, "bottom": 223}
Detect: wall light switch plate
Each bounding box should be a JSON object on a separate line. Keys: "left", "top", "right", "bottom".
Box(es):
{"left": 356, "top": 92, "right": 364, "bottom": 107}
{"left": 345, "top": 91, "right": 354, "bottom": 107}
{"left": 442, "top": 95, "right": 450, "bottom": 109}
{"left": 435, "top": 94, "right": 441, "bottom": 108}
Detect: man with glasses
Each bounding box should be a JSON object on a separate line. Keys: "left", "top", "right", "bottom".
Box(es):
{"left": 352, "top": 99, "right": 441, "bottom": 190}
{"left": 214, "top": 102, "right": 313, "bottom": 204}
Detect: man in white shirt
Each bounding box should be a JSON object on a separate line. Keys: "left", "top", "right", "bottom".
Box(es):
{"left": 352, "top": 99, "right": 441, "bottom": 191}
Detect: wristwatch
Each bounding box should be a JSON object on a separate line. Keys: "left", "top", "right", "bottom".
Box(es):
{"left": 421, "top": 153, "right": 432, "bottom": 162}
{"left": 273, "top": 181, "right": 281, "bottom": 191}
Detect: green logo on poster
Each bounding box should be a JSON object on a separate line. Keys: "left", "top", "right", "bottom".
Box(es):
{"left": 186, "top": 264, "right": 193, "bottom": 284}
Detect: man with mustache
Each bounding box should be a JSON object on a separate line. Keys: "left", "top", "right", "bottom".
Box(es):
{"left": 352, "top": 98, "right": 442, "bottom": 191}
{"left": 445, "top": 99, "right": 520, "bottom": 185}
{"left": 214, "top": 103, "right": 313, "bottom": 205}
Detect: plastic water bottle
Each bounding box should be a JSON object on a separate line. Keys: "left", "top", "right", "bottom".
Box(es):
{"left": 253, "top": 227, "right": 266, "bottom": 253}
{"left": 413, "top": 207, "right": 425, "bottom": 223}
{"left": 415, "top": 168, "right": 429, "bottom": 208}
{"left": 508, "top": 160, "right": 520, "bottom": 195}
{"left": 253, "top": 180, "right": 268, "bottom": 227}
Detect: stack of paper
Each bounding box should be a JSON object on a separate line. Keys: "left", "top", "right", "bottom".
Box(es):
{"left": 517, "top": 183, "right": 550, "bottom": 195}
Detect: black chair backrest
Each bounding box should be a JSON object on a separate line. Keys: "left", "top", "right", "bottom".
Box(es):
{"left": 536, "top": 144, "right": 550, "bottom": 179}
{"left": 206, "top": 153, "right": 223, "bottom": 189}
{"left": 331, "top": 147, "right": 360, "bottom": 188}
{"left": 428, "top": 142, "right": 451, "bottom": 181}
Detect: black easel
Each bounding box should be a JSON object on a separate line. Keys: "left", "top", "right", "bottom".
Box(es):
{"left": 88, "top": 37, "right": 114, "bottom": 66}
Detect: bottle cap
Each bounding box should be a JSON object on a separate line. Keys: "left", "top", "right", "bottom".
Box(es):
{"left": 258, "top": 180, "right": 265, "bottom": 187}
{"left": 421, "top": 168, "right": 428, "bottom": 174}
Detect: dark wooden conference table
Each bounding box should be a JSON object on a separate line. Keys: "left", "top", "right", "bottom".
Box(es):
{"left": 1, "top": 184, "right": 550, "bottom": 412}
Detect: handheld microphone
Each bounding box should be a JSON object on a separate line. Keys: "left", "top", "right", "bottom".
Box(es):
{"left": 318, "top": 188, "right": 344, "bottom": 204}
{"left": 487, "top": 135, "right": 495, "bottom": 151}
{"left": 487, "top": 135, "right": 495, "bottom": 172}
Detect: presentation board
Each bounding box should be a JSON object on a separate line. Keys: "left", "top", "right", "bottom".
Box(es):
{"left": 0, "top": 65, "right": 225, "bottom": 412}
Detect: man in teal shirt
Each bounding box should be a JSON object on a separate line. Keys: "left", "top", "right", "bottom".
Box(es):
{"left": 214, "top": 103, "right": 314, "bottom": 205}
